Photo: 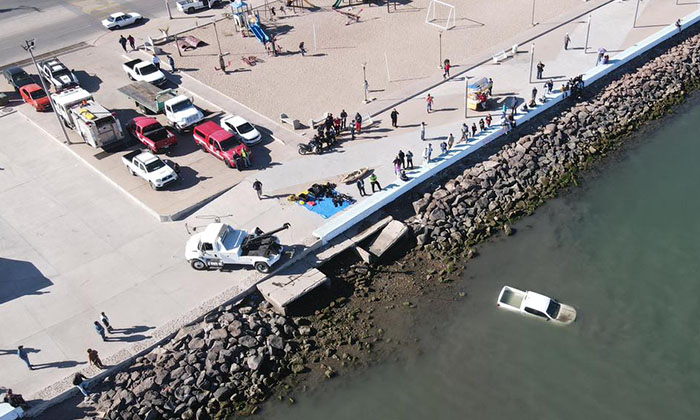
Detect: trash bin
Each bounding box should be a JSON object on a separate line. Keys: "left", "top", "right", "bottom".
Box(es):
{"left": 0, "top": 93, "right": 8, "bottom": 107}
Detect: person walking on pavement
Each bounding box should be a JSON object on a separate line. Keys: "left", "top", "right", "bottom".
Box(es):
{"left": 443, "top": 61, "right": 451, "bottom": 79}
{"left": 406, "top": 150, "right": 414, "bottom": 169}
{"left": 17, "top": 346, "right": 32, "bottom": 370}
{"left": 94, "top": 321, "right": 106, "bottom": 342}
{"left": 168, "top": 55, "right": 176, "bottom": 72}
{"left": 447, "top": 133, "right": 454, "bottom": 149}
{"left": 486, "top": 113, "right": 492, "bottom": 127}
{"left": 350, "top": 119, "right": 356, "bottom": 139}
{"left": 487, "top": 78, "right": 494, "bottom": 96}
{"left": 252, "top": 179, "right": 263, "bottom": 200}
{"left": 471, "top": 123, "right": 478, "bottom": 138}
{"left": 536, "top": 61, "right": 545, "bottom": 79}
{"left": 369, "top": 173, "right": 381, "bottom": 192}
{"left": 460, "top": 123, "right": 468, "bottom": 142}
{"left": 355, "top": 112, "right": 362, "bottom": 133}
{"left": 299, "top": 42, "right": 306, "bottom": 56}
{"left": 87, "top": 349, "right": 105, "bottom": 369}
{"left": 398, "top": 150, "right": 405, "bottom": 168}
{"left": 426, "top": 94, "right": 434, "bottom": 113}
{"left": 73, "top": 373, "right": 90, "bottom": 398}
{"left": 340, "top": 109, "right": 347, "bottom": 130}
{"left": 127, "top": 34, "right": 136, "bottom": 51}
{"left": 479, "top": 118, "right": 485, "bottom": 131}
{"left": 118, "top": 35, "right": 127, "bottom": 52}
{"left": 100, "top": 312, "right": 113, "bottom": 333}
{"left": 152, "top": 54, "right": 161, "bottom": 70}
{"left": 390, "top": 108, "right": 399, "bottom": 128}
{"left": 356, "top": 178, "right": 366, "bottom": 196}
{"left": 564, "top": 33, "right": 571, "bottom": 50}
{"left": 420, "top": 122, "right": 426, "bottom": 140}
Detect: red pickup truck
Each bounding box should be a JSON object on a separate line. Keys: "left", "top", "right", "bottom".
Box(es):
{"left": 127, "top": 116, "right": 178, "bottom": 153}
{"left": 193, "top": 121, "right": 250, "bottom": 169}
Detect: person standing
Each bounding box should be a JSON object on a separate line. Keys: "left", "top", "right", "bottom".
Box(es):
{"left": 390, "top": 108, "right": 399, "bottom": 128}
{"left": 94, "top": 321, "right": 106, "bottom": 342}
{"left": 168, "top": 55, "right": 176, "bottom": 72}
{"left": 252, "top": 179, "right": 263, "bottom": 200}
{"left": 471, "top": 123, "right": 477, "bottom": 137}
{"left": 87, "top": 349, "right": 105, "bottom": 369}
{"left": 73, "top": 373, "right": 90, "bottom": 398}
{"left": 479, "top": 118, "right": 485, "bottom": 131}
{"left": 17, "top": 346, "right": 32, "bottom": 370}
{"left": 501, "top": 103, "right": 507, "bottom": 120}
{"left": 487, "top": 77, "right": 494, "bottom": 96}
{"left": 536, "top": 61, "right": 545, "bottom": 79}
{"left": 393, "top": 157, "right": 402, "bottom": 177}
{"left": 100, "top": 312, "right": 113, "bottom": 333}
{"left": 424, "top": 144, "right": 433, "bottom": 163}
{"left": 676, "top": 19, "right": 682, "bottom": 33}
{"left": 397, "top": 150, "right": 405, "bottom": 168}
{"left": 564, "top": 33, "right": 571, "bottom": 50}
{"left": 118, "top": 35, "right": 127, "bottom": 52}
{"left": 356, "top": 178, "right": 366, "bottom": 196}
{"left": 485, "top": 113, "right": 492, "bottom": 127}
{"left": 299, "top": 42, "right": 306, "bottom": 56}
{"left": 447, "top": 133, "right": 454, "bottom": 149}
{"left": 364, "top": 79, "right": 369, "bottom": 99}
{"left": 531, "top": 86, "right": 538, "bottom": 103}
{"left": 350, "top": 119, "right": 356, "bottom": 139}
{"left": 127, "top": 35, "right": 136, "bottom": 51}
{"left": 355, "top": 113, "right": 362, "bottom": 133}
{"left": 240, "top": 148, "right": 251, "bottom": 167}
{"left": 443, "top": 61, "right": 451, "bottom": 79}
{"left": 426, "top": 94, "right": 434, "bottom": 113}
{"left": 152, "top": 54, "right": 161, "bottom": 70}
{"left": 420, "top": 122, "right": 426, "bottom": 140}
{"left": 340, "top": 109, "right": 347, "bottom": 130}
{"left": 369, "top": 173, "right": 381, "bottom": 192}
{"left": 460, "top": 123, "right": 468, "bottom": 142}
{"left": 406, "top": 150, "right": 414, "bottom": 169}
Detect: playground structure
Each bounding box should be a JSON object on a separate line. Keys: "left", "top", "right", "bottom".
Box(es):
{"left": 230, "top": 0, "right": 271, "bottom": 44}
{"left": 426, "top": 0, "right": 456, "bottom": 30}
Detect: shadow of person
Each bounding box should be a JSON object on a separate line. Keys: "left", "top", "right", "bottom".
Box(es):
{"left": 32, "top": 360, "right": 87, "bottom": 370}
{"left": 0, "top": 347, "right": 41, "bottom": 356}
{"left": 107, "top": 334, "right": 152, "bottom": 343}
{"left": 110, "top": 325, "right": 154, "bottom": 335}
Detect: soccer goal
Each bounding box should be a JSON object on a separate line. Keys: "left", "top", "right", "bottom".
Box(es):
{"left": 425, "top": 0, "right": 456, "bottom": 30}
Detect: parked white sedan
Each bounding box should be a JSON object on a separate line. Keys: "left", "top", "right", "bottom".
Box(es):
{"left": 101, "top": 12, "right": 143, "bottom": 30}
{"left": 220, "top": 115, "right": 263, "bottom": 146}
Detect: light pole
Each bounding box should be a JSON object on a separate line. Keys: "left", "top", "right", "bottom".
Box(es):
{"left": 529, "top": 43, "right": 535, "bottom": 83}
{"left": 531, "top": 0, "right": 537, "bottom": 26}
{"left": 584, "top": 14, "right": 591, "bottom": 52}
{"left": 438, "top": 31, "right": 443, "bottom": 68}
{"left": 633, "top": 0, "right": 641, "bottom": 28}
{"left": 362, "top": 62, "right": 368, "bottom": 103}
{"left": 165, "top": 0, "right": 172, "bottom": 20}
{"left": 22, "top": 39, "right": 72, "bottom": 145}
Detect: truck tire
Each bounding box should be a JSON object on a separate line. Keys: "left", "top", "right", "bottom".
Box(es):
{"left": 190, "top": 259, "right": 207, "bottom": 270}
{"left": 187, "top": 7, "right": 194, "bottom": 13}
{"left": 149, "top": 181, "right": 158, "bottom": 190}
{"left": 128, "top": 167, "right": 136, "bottom": 176}
{"left": 254, "top": 262, "right": 270, "bottom": 273}
{"left": 200, "top": 144, "right": 208, "bottom": 153}
{"left": 225, "top": 159, "right": 233, "bottom": 168}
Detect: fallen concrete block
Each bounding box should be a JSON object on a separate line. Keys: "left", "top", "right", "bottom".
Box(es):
{"left": 354, "top": 245, "right": 373, "bottom": 264}
{"left": 367, "top": 220, "right": 408, "bottom": 258}
{"left": 257, "top": 268, "right": 330, "bottom": 315}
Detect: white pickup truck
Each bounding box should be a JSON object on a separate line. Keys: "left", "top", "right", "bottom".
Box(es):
{"left": 122, "top": 150, "right": 178, "bottom": 190}
{"left": 185, "top": 222, "right": 290, "bottom": 273}
{"left": 497, "top": 286, "right": 577, "bottom": 324}
{"left": 123, "top": 59, "right": 167, "bottom": 86}
{"left": 176, "top": 0, "right": 220, "bottom": 13}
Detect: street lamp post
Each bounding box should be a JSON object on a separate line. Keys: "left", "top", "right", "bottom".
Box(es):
{"left": 165, "top": 0, "right": 172, "bottom": 20}
{"left": 584, "top": 14, "right": 592, "bottom": 52}
{"left": 529, "top": 43, "right": 535, "bottom": 83}
{"left": 633, "top": 0, "right": 641, "bottom": 28}
{"left": 22, "top": 39, "right": 72, "bottom": 145}
{"left": 531, "top": 0, "right": 537, "bottom": 26}
{"left": 438, "top": 31, "right": 443, "bottom": 68}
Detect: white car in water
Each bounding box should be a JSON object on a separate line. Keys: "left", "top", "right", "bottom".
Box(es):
{"left": 497, "top": 286, "right": 577, "bottom": 324}
{"left": 101, "top": 12, "right": 143, "bottom": 29}
{"left": 220, "top": 114, "right": 263, "bottom": 146}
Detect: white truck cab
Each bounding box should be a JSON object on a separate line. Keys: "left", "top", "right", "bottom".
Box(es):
{"left": 164, "top": 95, "right": 203, "bottom": 131}
{"left": 497, "top": 286, "right": 577, "bottom": 324}
{"left": 122, "top": 150, "right": 178, "bottom": 190}
{"left": 185, "top": 222, "right": 290, "bottom": 273}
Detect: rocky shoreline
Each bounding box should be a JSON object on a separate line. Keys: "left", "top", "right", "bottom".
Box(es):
{"left": 48, "top": 25, "right": 700, "bottom": 420}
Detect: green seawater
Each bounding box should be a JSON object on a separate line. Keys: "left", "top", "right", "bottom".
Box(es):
{"left": 264, "top": 98, "right": 700, "bottom": 420}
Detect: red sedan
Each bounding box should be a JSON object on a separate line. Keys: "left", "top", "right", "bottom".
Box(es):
{"left": 19, "top": 84, "right": 50, "bottom": 111}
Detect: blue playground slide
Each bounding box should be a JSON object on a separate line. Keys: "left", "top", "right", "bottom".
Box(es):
{"left": 332, "top": 0, "right": 342, "bottom": 8}
{"left": 250, "top": 23, "right": 270, "bottom": 44}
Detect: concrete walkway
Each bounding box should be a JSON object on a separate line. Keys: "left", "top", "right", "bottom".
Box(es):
{"left": 1, "top": 0, "right": 695, "bottom": 410}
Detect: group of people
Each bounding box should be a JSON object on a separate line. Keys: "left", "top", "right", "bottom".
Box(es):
{"left": 392, "top": 149, "right": 414, "bottom": 181}
{"left": 118, "top": 35, "right": 177, "bottom": 72}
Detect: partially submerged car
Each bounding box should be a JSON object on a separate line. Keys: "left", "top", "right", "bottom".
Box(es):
{"left": 497, "top": 286, "right": 577, "bottom": 324}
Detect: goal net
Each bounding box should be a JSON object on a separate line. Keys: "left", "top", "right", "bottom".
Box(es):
{"left": 425, "top": 0, "right": 456, "bottom": 30}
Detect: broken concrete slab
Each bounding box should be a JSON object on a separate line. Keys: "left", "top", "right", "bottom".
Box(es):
{"left": 256, "top": 268, "right": 330, "bottom": 315}
{"left": 354, "top": 245, "right": 373, "bottom": 264}
{"left": 367, "top": 220, "right": 409, "bottom": 259}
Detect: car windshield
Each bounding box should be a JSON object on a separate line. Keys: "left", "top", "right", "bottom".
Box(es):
{"left": 236, "top": 122, "right": 255, "bottom": 134}
{"left": 13, "top": 72, "right": 31, "bottom": 83}
{"left": 171, "top": 99, "right": 193, "bottom": 112}
{"left": 219, "top": 138, "right": 240, "bottom": 151}
{"left": 546, "top": 300, "right": 561, "bottom": 319}
{"left": 30, "top": 89, "right": 47, "bottom": 100}
{"left": 145, "top": 159, "right": 166, "bottom": 172}
{"left": 140, "top": 64, "right": 158, "bottom": 75}
{"left": 108, "top": 16, "right": 117, "bottom": 22}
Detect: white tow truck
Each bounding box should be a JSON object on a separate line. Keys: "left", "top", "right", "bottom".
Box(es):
{"left": 51, "top": 87, "right": 124, "bottom": 148}
{"left": 497, "top": 286, "right": 577, "bottom": 324}
{"left": 122, "top": 150, "right": 179, "bottom": 190}
{"left": 185, "top": 222, "right": 290, "bottom": 273}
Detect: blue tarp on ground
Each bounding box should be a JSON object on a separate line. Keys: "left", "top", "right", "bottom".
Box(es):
{"left": 300, "top": 195, "right": 353, "bottom": 219}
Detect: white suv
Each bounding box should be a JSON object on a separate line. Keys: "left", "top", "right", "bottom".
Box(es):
{"left": 38, "top": 58, "right": 78, "bottom": 91}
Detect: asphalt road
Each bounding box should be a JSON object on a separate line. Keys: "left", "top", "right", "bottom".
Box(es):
{"left": 0, "top": 0, "right": 168, "bottom": 67}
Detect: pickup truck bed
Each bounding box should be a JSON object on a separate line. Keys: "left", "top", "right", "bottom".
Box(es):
{"left": 498, "top": 286, "right": 524, "bottom": 309}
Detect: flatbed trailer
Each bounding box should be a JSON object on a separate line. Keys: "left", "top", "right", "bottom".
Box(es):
{"left": 118, "top": 81, "right": 178, "bottom": 114}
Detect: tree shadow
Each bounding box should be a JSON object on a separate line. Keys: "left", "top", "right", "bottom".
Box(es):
{"left": 0, "top": 258, "right": 53, "bottom": 305}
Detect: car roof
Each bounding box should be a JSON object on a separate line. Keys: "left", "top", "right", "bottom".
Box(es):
{"left": 4, "top": 67, "right": 27, "bottom": 76}
{"left": 22, "top": 83, "right": 44, "bottom": 92}
{"left": 200, "top": 223, "right": 227, "bottom": 243}
{"left": 133, "top": 116, "right": 159, "bottom": 126}
{"left": 195, "top": 121, "right": 223, "bottom": 135}
{"left": 210, "top": 129, "right": 235, "bottom": 143}
{"left": 136, "top": 151, "right": 158, "bottom": 164}
{"left": 523, "top": 292, "right": 552, "bottom": 313}
{"left": 223, "top": 115, "right": 247, "bottom": 126}
{"left": 110, "top": 12, "right": 126, "bottom": 18}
